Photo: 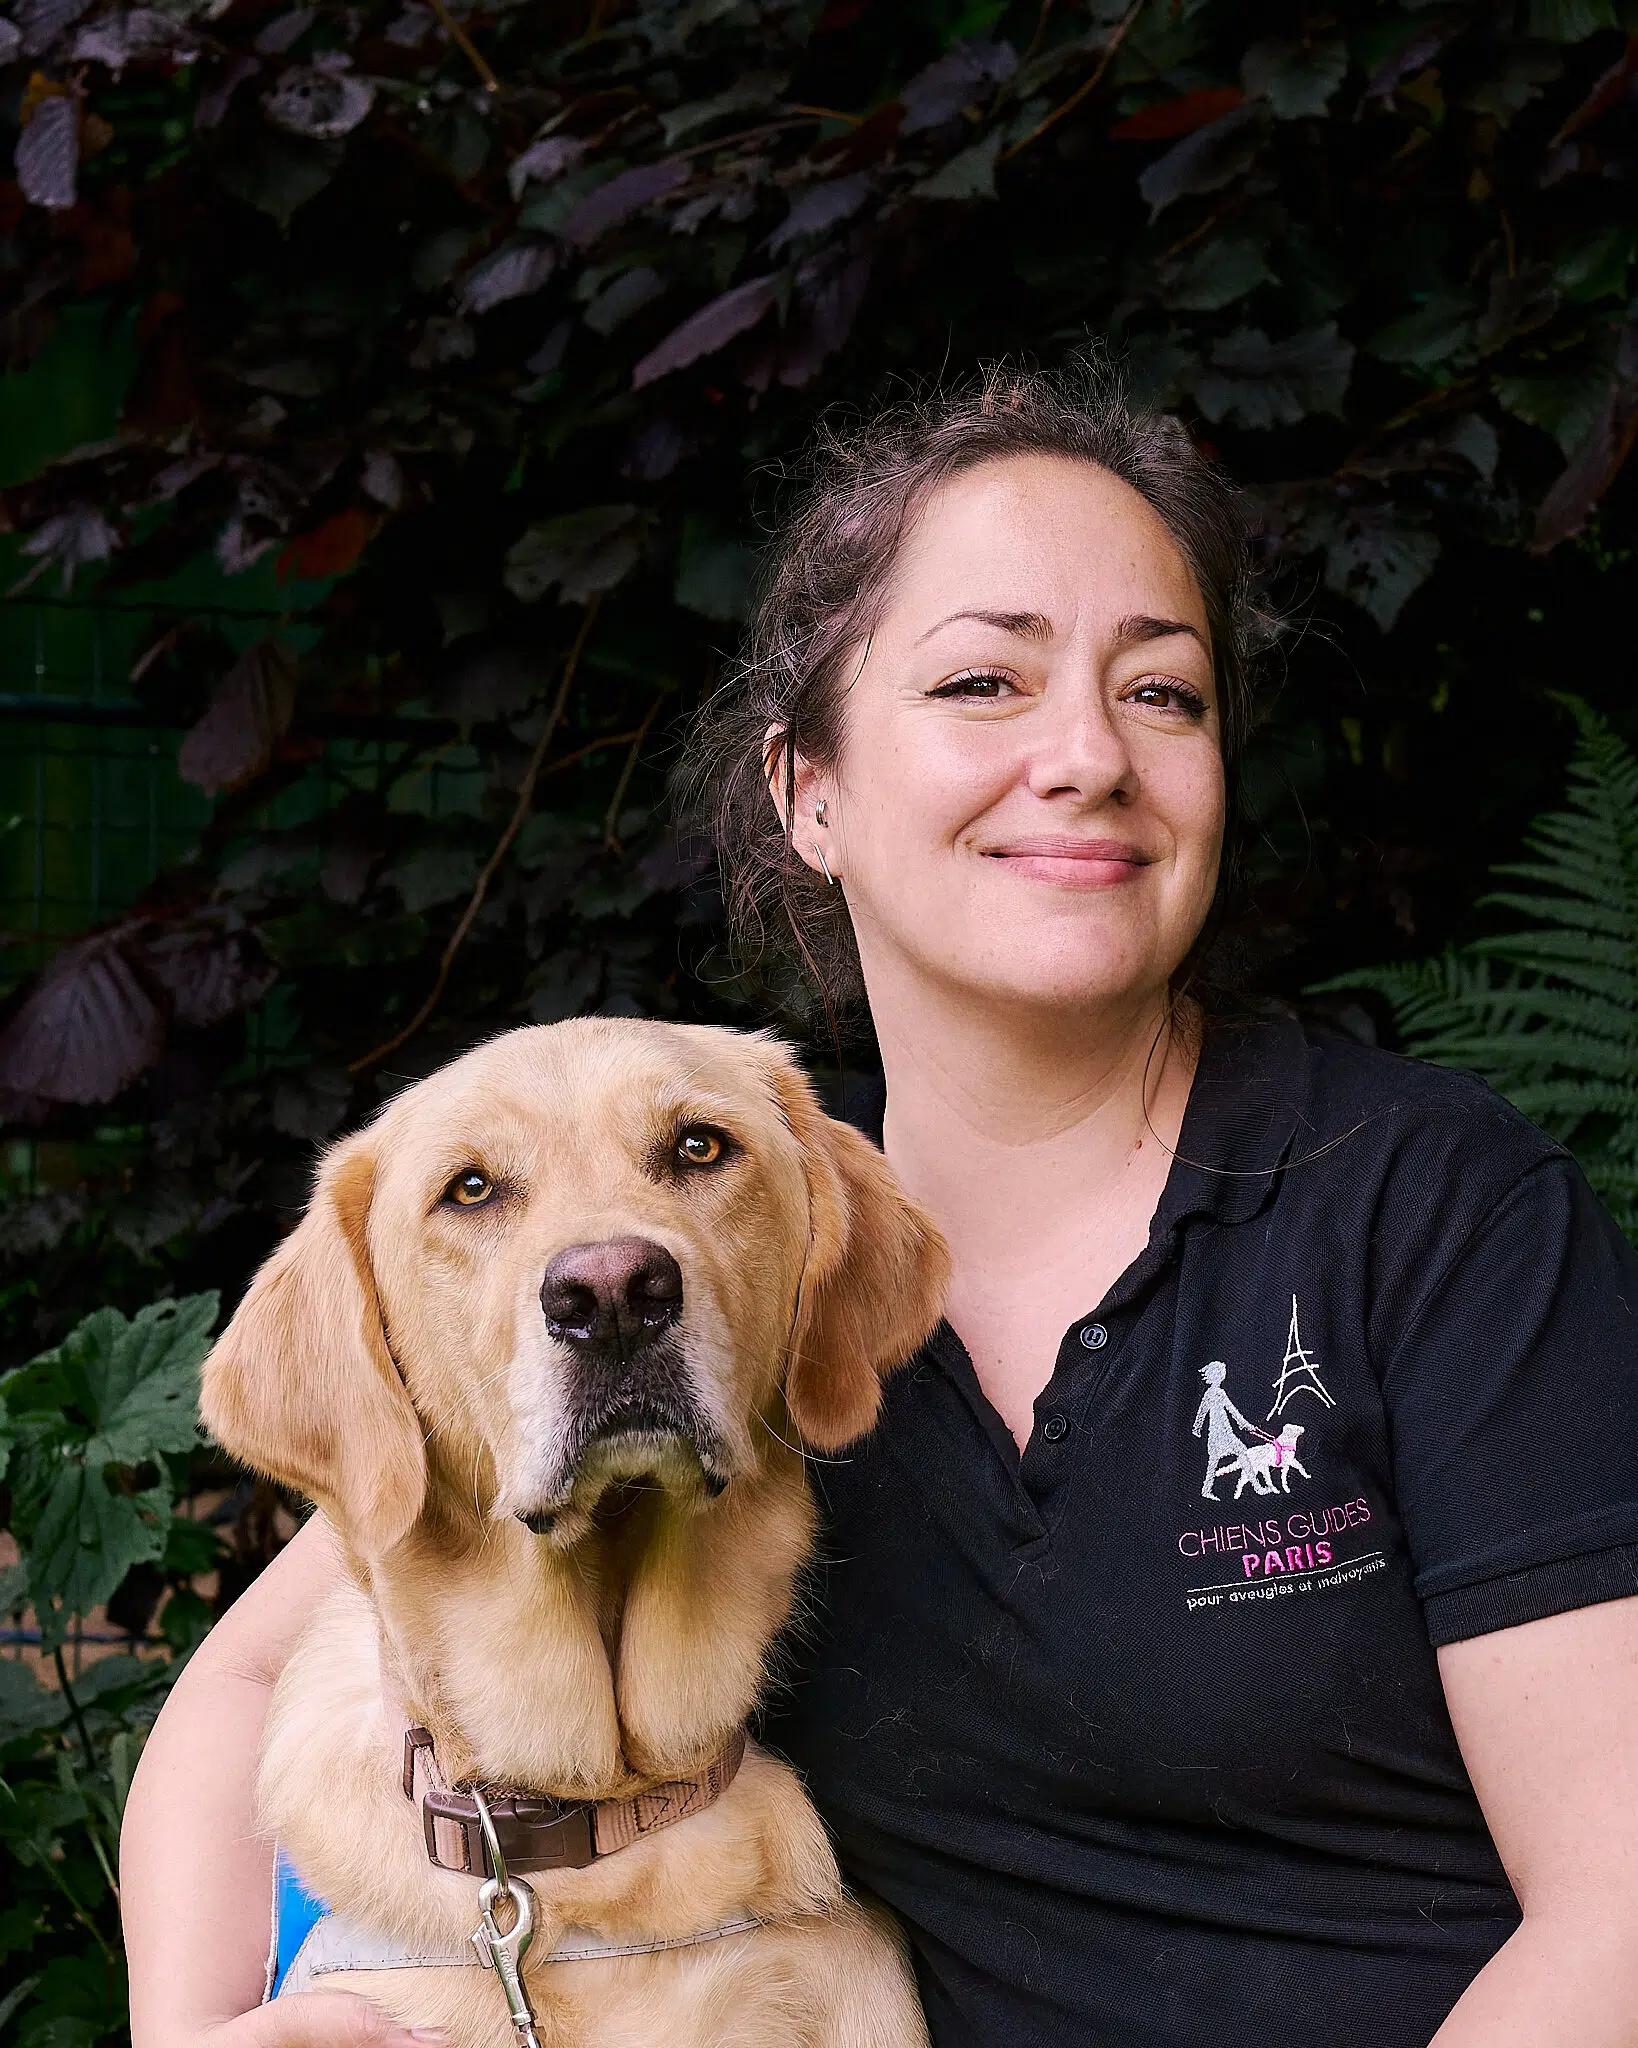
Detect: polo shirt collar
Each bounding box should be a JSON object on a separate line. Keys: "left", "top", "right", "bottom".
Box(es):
{"left": 1155, "top": 1005, "right": 1314, "bottom": 1232}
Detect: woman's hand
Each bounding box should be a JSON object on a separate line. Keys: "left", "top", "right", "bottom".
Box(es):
{"left": 200, "top": 1994, "right": 446, "bottom": 2046}
{"left": 122, "top": 1517, "right": 349, "bottom": 2048}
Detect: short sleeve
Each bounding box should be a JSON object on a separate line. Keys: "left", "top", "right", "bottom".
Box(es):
{"left": 1379, "top": 1152, "right": 1638, "bottom": 1646}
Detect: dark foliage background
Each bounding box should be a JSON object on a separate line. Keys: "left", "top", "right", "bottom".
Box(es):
{"left": 2, "top": 0, "right": 1638, "bottom": 2036}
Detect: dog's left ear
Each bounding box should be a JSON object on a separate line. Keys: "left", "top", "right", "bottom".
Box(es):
{"left": 770, "top": 1058, "right": 949, "bottom": 1451}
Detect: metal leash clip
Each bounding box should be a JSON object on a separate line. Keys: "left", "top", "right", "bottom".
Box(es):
{"left": 467, "top": 1784, "right": 544, "bottom": 2048}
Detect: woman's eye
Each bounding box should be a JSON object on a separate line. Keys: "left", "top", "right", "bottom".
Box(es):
{"left": 928, "top": 669, "right": 1016, "bottom": 701}
{"left": 676, "top": 1126, "right": 727, "bottom": 1167}
{"left": 1126, "top": 677, "right": 1207, "bottom": 721}
{"left": 445, "top": 1169, "right": 495, "bottom": 1207}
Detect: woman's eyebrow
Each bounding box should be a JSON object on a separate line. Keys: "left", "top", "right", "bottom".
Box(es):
{"left": 1114, "top": 613, "right": 1207, "bottom": 648}
{"left": 915, "top": 607, "right": 1055, "bottom": 643}
{"left": 914, "top": 609, "right": 1207, "bottom": 648}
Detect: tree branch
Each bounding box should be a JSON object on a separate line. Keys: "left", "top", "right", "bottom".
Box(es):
{"left": 602, "top": 692, "right": 665, "bottom": 851}
{"left": 350, "top": 598, "right": 601, "bottom": 1075}
{"left": 1000, "top": 0, "right": 1146, "bottom": 163}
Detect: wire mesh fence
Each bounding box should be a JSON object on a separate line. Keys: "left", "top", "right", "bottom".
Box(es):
{"left": 1, "top": 595, "right": 483, "bottom": 970}
{"left": 1, "top": 598, "right": 217, "bottom": 963}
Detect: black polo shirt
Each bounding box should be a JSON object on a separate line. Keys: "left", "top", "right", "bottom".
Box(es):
{"left": 766, "top": 1011, "right": 1638, "bottom": 2048}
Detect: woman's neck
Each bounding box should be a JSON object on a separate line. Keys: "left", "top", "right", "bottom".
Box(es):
{"left": 876, "top": 978, "right": 1193, "bottom": 1188}
{"left": 870, "top": 977, "right": 1199, "bottom": 1447}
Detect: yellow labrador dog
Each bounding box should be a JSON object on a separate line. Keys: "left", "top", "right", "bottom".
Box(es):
{"left": 201, "top": 1019, "right": 946, "bottom": 2048}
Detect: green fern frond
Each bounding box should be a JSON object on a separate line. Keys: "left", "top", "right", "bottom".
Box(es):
{"left": 1468, "top": 941, "right": 1637, "bottom": 1006}
{"left": 1481, "top": 895, "right": 1635, "bottom": 944}
{"left": 1311, "top": 695, "right": 1638, "bottom": 1238}
{"left": 1505, "top": 1080, "right": 1638, "bottom": 1123}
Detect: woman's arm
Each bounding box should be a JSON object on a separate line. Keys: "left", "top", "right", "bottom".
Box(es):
{"left": 1432, "top": 1595, "right": 1638, "bottom": 2046}
{"left": 121, "top": 1516, "right": 440, "bottom": 2048}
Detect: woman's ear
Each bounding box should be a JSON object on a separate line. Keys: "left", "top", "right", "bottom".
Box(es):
{"left": 770, "top": 1058, "right": 949, "bottom": 1450}
{"left": 763, "top": 724, "right": 835, "bottom": 884}
{"left": 199, "top": 1133, "right": 427, "bottom": 1556}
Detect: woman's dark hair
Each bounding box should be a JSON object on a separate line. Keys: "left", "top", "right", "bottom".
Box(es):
{"left": 678, "top": 354, "right": 1275, "bottom": 1030}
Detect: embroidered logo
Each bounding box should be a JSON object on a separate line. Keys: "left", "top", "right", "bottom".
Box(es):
{"left": 1179, "top": 1299, "right": 1385, "bottom": 1610}
{"left": 1266, "top": 1295, "right": 1334, "bottom": 1419}
{"left": 1190, "top": 1299, "right": 1329, "bottom": 1502}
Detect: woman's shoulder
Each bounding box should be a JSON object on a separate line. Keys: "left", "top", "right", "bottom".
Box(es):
{"left": 1200, "top": 1004, "right": 1568, "bottom": 1197}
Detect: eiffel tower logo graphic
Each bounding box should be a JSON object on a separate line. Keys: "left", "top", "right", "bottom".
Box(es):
{"left": 1267, "top": 1295, "right": 1335, "bottom": 1420}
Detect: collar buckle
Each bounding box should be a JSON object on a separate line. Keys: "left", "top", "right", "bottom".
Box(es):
{"left": 422, "top": 1786, "right": 597, "bottom": 1875}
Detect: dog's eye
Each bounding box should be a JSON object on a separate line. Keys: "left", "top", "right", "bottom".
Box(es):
{"left": 676, "top": 1126, "right": 726, "bottom": 1168}
{"left": 445, "top": 1169, "right": 495, "bottom": 1207}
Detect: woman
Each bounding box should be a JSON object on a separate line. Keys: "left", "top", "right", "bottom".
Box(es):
{"left": 121, "top": 364, "right": 1638, "bottom": 2048}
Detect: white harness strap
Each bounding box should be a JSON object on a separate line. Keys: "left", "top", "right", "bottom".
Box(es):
{"left": 279, "top": 1906, "right": 765, "bottom": 1994}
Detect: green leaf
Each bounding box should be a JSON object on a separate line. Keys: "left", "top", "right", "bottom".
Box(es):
{"left": 1194, "top": 323, "right": 1354, "bottom": 428}
{"left": 659, "top": 73, "right": 789, "bottom": 147}
{"left": 28, "top": 1473, "right": 171, "bottom": 1645}
{"left": 385, "top": 745, "right": 490, "bottom": 820}
{"left": 1241, "top": 37, "right": 1348, "bottom": 119}
{"left": 504, "top": 507, "right": 648, "bottom": 606}
{"left": 385, "top": 844, "right": 482, "bottom": 913}
{"left": 214, "top": 131, "right": 342, "bottom": 225}
{"left": 1494, "top": 367, "right": 1616, "bottom": 455}
{"left": 1138, "top": 105, "right": 1267, "bottom": 219}
{"left": 1320, "top": 510, "right": 1440, "bottom": 630}
{"left": 162, "top": 1514, "right": 224, "bottom": 1576}
{"left": 159, "top": 1586, "right": 215, "bottom": 1653}
{"left": 1553, "top": 225, "right": 1635, "bottom": 304}
{"left": 2, "top": 1297, "right": 217, "bottom": 1640}
{"left": 674, "top": 518, "right": 757, "bottom": 621}
{"left": 0, "top": 1662, "right": 67, "bottom": 1745}
{"left": 1457, "top": 46, "right": 1563, "bottom": 121}
{"left": 1530, "top": 0, "right": 1617, "bottom": 39}
{"left": 914, "top": 134, "right": 1001, "bottom": 202}
{"left": 74, "top": 1654, "right": 164, "bottom": 1707}
{"left": 1368, "top": 291, "right": 1477, "bottom": 371}
{"left": 1160, "top": 237, "right": 1274, "bottom": 312}
{"left": 54, "top": 1296, "right": 218, "bottom": 1465}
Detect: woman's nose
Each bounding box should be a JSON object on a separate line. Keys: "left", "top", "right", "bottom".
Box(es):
{"left": 1023, "top": 689, "right": 1134, "bottom": 805}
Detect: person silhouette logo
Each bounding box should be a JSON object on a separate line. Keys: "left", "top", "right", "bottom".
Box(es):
{"left": 1191, "top": 1361, "right": 1259, "bottom": 1503}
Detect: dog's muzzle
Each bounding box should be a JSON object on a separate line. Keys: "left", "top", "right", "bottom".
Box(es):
{"left": 519, "top": 1236, "right": 726, "bottom": 1532}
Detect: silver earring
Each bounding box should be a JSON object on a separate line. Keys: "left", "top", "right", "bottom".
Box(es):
{"left": 812, "top": 842, "right": 837, "bottom": 887}
{"left": 814, "top": 800, "right": 827, "bottom": 825}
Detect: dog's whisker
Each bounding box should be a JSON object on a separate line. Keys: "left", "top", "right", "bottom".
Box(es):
{"left": 754, "top": 1406, "right": 852, "bottom": 1467}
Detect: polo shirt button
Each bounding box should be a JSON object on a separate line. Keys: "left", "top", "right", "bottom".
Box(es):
{"left": 1080, "top": 1322, "right": 1108, "bottom": 1350}
{"left": 1042, "top": 1414, "right": 1069, "bottom": 1443}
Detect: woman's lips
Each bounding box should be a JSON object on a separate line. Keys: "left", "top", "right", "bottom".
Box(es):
{"left": 978, "top": 837, "right": 1156, "bottom": 888}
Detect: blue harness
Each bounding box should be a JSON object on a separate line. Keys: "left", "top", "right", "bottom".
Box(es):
{"left": 270, "top": 1852, "right": 331, "bottom": 1998}
{"left": 266, "top": 1848, "right": 762, "bottom": 2001}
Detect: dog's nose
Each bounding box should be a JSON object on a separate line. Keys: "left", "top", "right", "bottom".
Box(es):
{"left": 540, "top": 1238, "right": 683, "bottom": 1356}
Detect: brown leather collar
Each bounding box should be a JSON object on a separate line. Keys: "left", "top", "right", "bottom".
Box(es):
{"left": 403, "top": 1723, "right": 747, "bottom": 1877}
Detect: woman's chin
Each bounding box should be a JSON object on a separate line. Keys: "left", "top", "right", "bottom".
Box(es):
{"left": 940, "top": 947, "right": 1177, "bottom": 1019}
{"left": 857, "top": 893, "right": 1198, "bottom": 1019}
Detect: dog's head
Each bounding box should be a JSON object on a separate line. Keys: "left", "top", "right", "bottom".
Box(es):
{"left": 201, "top": 1020, "right": 947, "bottom": 1557}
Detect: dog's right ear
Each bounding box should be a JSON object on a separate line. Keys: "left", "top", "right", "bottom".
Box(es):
{"left": 766, "top": 1056, "right": 950, "bottom": 1452}
{"left": 200, "top": 1133, "right": 427, "bottom": 1557}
